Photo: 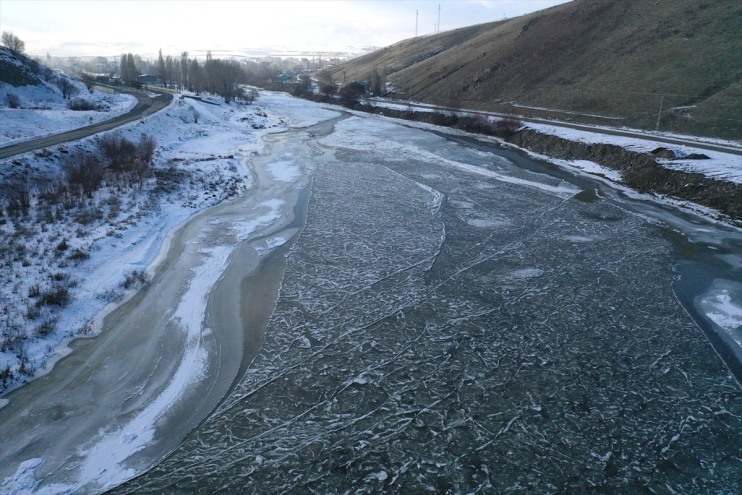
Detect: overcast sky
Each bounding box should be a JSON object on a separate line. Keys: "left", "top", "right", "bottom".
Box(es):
{"left": 1, "top": 0, "right": 572, "bottom": 58}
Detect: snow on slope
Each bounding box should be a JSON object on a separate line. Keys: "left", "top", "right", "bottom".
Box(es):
{"left": 0, "top": 89, "right": 335, "bottom": 397}
{"left": 527, "top": 122, "right": 742, "bottom": 185}
{"left": 0, "top": 48, "right": 137, "bottom": 146}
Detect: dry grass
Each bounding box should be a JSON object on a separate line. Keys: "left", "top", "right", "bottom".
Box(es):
{"left": 330, "top": 0, "right": 742, "bottom": 138}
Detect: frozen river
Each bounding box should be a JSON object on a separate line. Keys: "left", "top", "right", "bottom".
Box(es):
{"left": 3, "top": 95, "right": 742, "bottom": 493}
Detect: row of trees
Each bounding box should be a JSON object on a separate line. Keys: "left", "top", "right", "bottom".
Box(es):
{"left": 157, "top": 50, "right": 246, "bottom": 102}
{"left": 119, "top": 50, "right": 250, "bottom": 103}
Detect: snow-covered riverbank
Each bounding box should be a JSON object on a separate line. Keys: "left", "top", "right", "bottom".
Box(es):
{"left": 0, "top": 90, "right": 337, "bottom": 397}
{"left": 0, "top": 92, "right": 342, "bottom": 494}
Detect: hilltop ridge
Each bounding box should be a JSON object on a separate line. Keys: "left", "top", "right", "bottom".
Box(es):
{"left": 327, "top": 0, "right": 742, "bottom": 139}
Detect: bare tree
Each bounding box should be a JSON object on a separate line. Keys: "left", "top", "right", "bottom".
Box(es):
{"left": 157, "top": 49, "right": 166, "bottom": 86}
{"left": 370, "top": 68, "right": 383, "bottom": 97}
{"left": 293, "top": 75, "right": 311, "bottom": 97}
{"left": 57, "top": 78, "right": 79, "bottom": 99}
{"left": 120, "top": 53, "right": 138, "bottom": 85}
{"left": 165, "top": 55, "right": 176, "bottom": 89}
{"left": 137, "top": 134, "right": 157, "bottom": 163}
{"left": 62, "top": 151, "right": 105, "bottom": 197}
{"left": 181, "top": 51, "right": 189, "bottom": 90}
{"left": 5, "top": 92, "right": 20, "bottom": 108}
{"left": 1, "top": 31, "right": 25, "bottom": 53}
{"left": 339, "top": 81, "right": 365, "bottom": 107}
{"left": 189, "top": 58, "right": 203, "bottom": 93}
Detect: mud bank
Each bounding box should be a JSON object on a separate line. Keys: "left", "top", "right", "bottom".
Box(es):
{"left": 507, "top": 129, "right": 742, "bottom": 225}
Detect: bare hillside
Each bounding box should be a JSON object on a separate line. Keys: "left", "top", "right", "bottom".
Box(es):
{"left": 327, "top": 0, "right": 742, "bottom": 139}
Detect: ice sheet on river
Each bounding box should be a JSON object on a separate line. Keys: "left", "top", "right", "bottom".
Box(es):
{"left": 114, "top": 112, "right": 742, "bottom": 493}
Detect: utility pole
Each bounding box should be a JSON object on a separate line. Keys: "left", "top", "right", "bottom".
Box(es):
{"left": 438, "top": 4, "right": 441, "bottom": 33}
{"left": 416, "top": 10, "right": 418, "bottom": 37}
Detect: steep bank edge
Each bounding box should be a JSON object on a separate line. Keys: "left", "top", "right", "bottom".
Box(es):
{"left": 507, "top": 129, "right": 742, "bottom": 226}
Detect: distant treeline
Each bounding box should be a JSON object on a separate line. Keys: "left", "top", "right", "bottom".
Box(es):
{"left": 118, "top": 50, "right": 274, "bottom": 103}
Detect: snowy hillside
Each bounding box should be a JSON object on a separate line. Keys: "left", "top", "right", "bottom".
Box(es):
{"left": 0, "top": 47, "right": 136, "bottom": 146}
{"left": 0, "top": 86, "right": 317, "bottom": 395}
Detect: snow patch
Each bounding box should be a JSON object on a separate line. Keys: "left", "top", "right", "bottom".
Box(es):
{"left": 527, "top": 122, "right": 742, "bottom": 185}
{"left": 698, "top": 280, "right": 742, "bottom": 347}
{"left": 266, "top": 160, "right": 301, "bottom": 182}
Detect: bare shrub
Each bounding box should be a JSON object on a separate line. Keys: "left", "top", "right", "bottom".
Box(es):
{"left": 98, "top": 133, "right": 138, "bottom": 170}
{"left": 138, "top": 135, "right": 157, "bottom": 164}
{"left": 430, "top": 111, "right": 459, "bottom": 127}
{"left": 122, "top": 269, "right": 149, "bottom": 290}
{"left": 67, "top": 98, "right": 97, "bottom": 111}
{"left": 106, "top": 195, "right": 121, "bottom": 219}
{"left": 61, "top": 193, "right": 82, "bottom": 210}
{"left": 0, "top": 365, "right": 13, "bottom": 390}
{"left": 455, "top": 115, "right": 494, "bottom": 135}
{"left": 5, "top": 92, "right": 21, "bottom": 108}
{"left": 74, "top": 206, "right": 104, "bottom": 225}
{"left": 492, "top": 116, "right": 523, "bottom": 138}
{"left": 35, "top": 317, "right": 58, "bottom": 338}
{"left": 61, "top": 150, "right": 105, "bottom": 197}
{"left": 55, "top": 239, "right": 68, "bottom": 252}
{"left": 1, "top": 177, "right": 32, "bottom": 214}
{"left": 37, "top": 175, "right": 69, "bottom": 204}
{"left": 132, "top": 159, "right": 151, "bottom": 188}
{"left": 37, "top": 284, "right": 71, "bottom": 307}
{"left": 68, "top": 248, "right": 90, "bottom": 262}
{"left": 26, "top": 305, "right": 41, "bottom": 320}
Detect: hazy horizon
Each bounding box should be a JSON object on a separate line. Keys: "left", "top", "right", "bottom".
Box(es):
{"left": 1, "top": 0, "right": 571, "bottom": 59}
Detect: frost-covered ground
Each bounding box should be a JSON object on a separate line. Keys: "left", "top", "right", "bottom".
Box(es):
{"left": 0, "top": 90, "right": 331, "bottom": 397}
{"left": 0, "top": 91, "right": 138, "bottom": 146}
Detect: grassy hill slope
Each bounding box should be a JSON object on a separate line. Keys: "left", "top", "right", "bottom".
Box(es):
{"left": 327, "top": 0, "right": 742, "bottom": 139}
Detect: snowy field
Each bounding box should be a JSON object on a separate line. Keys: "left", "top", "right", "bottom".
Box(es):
{"left": 0, "top": 91, "right": 340, "bottom": 494}
{"left": 0, "top": 92, "right": 138, "bottom": 147}
{"left": 527, "top": 122, "right": 742, "bottom": 185}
